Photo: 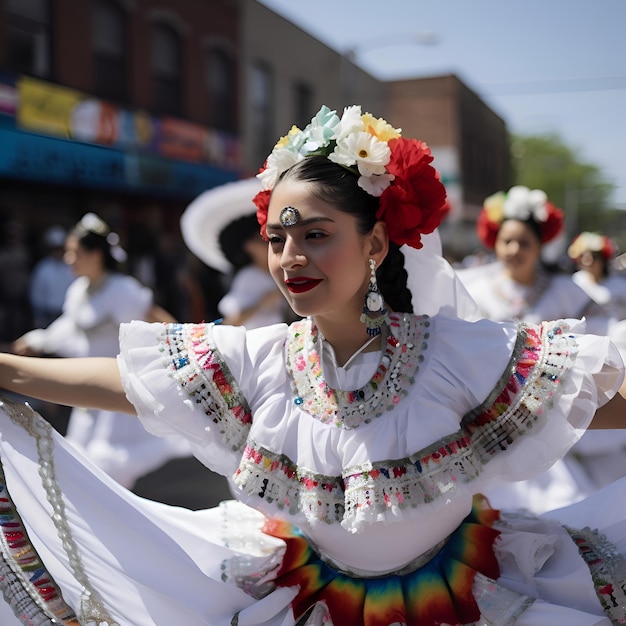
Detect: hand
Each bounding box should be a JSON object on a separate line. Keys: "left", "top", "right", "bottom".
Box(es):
{"left": 11, "top": 337, "right": 39, "bottom": 357}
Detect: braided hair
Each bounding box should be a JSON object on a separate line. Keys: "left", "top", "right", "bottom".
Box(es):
{"left": 278, "top": 157, "right": 414, "bottom": 314}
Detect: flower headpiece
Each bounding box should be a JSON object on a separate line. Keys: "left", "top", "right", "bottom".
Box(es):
{"left": 567, "top": 231, "right": 617, "bottom": 261}
{"left": 476, "top": 185, "right": 564, "bottom": 249}
{"left": 253, "top": 105, "right": 448, "bottom": 249}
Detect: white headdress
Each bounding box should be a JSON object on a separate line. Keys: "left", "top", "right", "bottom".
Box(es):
{"left": 181, "top": 178, "right": 262, "bottom": 274}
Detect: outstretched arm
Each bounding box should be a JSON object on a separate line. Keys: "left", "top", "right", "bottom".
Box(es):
{"left": 0, "top": 354, "right": 135, "bottom": 414}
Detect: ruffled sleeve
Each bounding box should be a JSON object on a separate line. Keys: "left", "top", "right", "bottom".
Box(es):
{"left": 335, "top": 315, "right": 625, "bottom": 533}
{"left": 462, "top": 317, "right": 624, "bottom": 487}
{"left": 117, "top": 320, "right": 288, "bottom": 477}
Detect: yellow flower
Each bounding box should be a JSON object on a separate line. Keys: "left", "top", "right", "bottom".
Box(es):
{"left": 361, "top": 113, "right": 401, "bottom": 142}
{"left": 483, "top": 191, "right": 505, "bottom": 223}
{"left": 275, "top": 126, "right": 301, "bottom": 149}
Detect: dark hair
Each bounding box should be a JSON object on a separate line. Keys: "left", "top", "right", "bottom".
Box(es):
{"left": 591, "top": 250, "right": 611, "bottom": 278}
{"left": 500, "top": 216, "right": 543, "bottom": 243}
{"left": 278, "top": 156, "right": 413, "bottom": 313}
{"left": 70, "top": 214, "right": 123, "bottom": 272}
{"left": 219, "top": 214, "right": 264, "bottom": 272}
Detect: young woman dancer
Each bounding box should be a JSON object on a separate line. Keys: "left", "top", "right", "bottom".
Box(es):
{"left": 0, "top": 105, "right": 625, "bottom": 626}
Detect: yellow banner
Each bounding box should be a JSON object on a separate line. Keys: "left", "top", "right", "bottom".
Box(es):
{"left": 17, "top": 76, "right": 83, "bottom": 138}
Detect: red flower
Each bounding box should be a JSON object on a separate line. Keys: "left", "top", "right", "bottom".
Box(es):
{"left": 377, "top": 138, "right": 448, "bottom": 249}
{"left": 253, "top": 189, "right": 271, "bottom": 240}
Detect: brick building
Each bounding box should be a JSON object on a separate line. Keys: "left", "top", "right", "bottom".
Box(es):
{"left": 0, "top": 0, "right": 511, "bottom": 277}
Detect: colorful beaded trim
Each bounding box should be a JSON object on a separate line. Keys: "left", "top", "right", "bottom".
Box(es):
{"left": 565, "top": 525, "right": 626, "bottom": 624}
{"left": 0, "top": 464, "right": 79, "bottom": 625}
{"left": 233, "top": 320, "right": 578, "bottom": 528}
{"left": 161, "top": 323, "right": 252, "bottom": 452}
{"left": 0, "top": 397, "right": 118, "bottom": 625}
{"left": 161, "top": 317, "right": 577, "bottom": 529}
{"left": 462, "top": 321, "right": 577, "bottom": 457}
{"left": 285, "top": 313, "right": 429, "bottom": 429}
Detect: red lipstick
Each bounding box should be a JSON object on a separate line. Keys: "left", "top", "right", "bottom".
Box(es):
{"left": 285, "top": 277, "right": 323, "bottom": 293}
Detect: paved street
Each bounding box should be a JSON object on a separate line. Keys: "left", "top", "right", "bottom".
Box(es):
{"left": 133, "top": 455, "right": 233, "bottom": 510}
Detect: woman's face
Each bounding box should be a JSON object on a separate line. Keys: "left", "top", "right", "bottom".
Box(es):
{"left": 578, "top": 250, "right": 605, "bottom": 281}
{"left": 64, "top": 236, "right": 103, "bottom": 279}
{"left": 494, "top": 219, "right": 542, "bottom": 283}
{"left": 266, "top": 179, "right": 385, "bottom": 322}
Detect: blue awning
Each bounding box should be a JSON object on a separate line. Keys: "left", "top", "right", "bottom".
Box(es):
{"left": 0, "top": 125, "right": 239, "bottom": 198}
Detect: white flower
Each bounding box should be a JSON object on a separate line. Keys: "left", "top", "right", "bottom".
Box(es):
{"left": 503, "top": 185, "right": 548, "bottom": 222}
{"left": 257, "top": 147, "right": 302, "bottom": 190}
{"left": 329, "top": 132, "right": 390, "bottom": 177}
{"left": 334, "top": 105, "right": 365, "bottom": 142}
{"left": 358, "top": 173, "right": 395, "bottom": 197}
{"left": 257, "top": 104, "right": 404, "bottom": 201}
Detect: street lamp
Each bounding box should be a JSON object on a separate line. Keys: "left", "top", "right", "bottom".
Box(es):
{"left": 340, "top": 31, "right": 440, "bottom": 104}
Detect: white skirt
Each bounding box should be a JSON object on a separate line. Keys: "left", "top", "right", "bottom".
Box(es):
{"left": 0, "top": 396, "right": 624, "bottom": 626}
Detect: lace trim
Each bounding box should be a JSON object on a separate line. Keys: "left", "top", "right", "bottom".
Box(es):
{"left": 0, "top": 397, "right": 118, "bottom": 625}
{"left": 160, "top": 323, "right": 252, "bottom": 451}
{"left": 463, "top": 320, "right": 578, "bottom": 456}
{"left": 233, "top": 320, "right": 578, "bottom": 529}
{"left": 565, "top": 525, "right": 626, "bottom": 624}
{"left": 285, "top": 313, "right": 429, "bottom": 429}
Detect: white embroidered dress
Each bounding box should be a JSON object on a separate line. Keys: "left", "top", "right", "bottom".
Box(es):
{"left": 0, "top": 313, "right": 625, "bottom": 625}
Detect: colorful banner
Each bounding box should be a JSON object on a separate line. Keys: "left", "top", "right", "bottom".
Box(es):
{"left": 10, "top": 76, "right": 239, "bottom": 170}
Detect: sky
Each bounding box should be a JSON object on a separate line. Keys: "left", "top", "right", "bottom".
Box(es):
{"left": 258, "top": 0, "right": 626, "bottom": 206}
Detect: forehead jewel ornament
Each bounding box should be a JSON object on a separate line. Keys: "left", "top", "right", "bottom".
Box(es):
{"left": 280, "top": 206, "right": 300, "bottom": 227}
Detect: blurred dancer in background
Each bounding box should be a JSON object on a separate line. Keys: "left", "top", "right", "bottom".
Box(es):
{"left": 11, "top": 212, "right": 190, "bottom": 489}
{"left": 567, "top": 231, "right": 626, "bottom": 489}
{"left": 568, "top": 231, "right": 626, "bottom": 336}
{"left": 457, "top": 185, "right": 595, "bottom": 513}
{"left": 181, "top": 177, "right": 292, "bottom": 329}
{"left": 457, "top": 185, "right": 589, "bottom": 324}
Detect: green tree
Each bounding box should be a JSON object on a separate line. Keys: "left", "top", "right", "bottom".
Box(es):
{"left": 511, "top": 133, "right": 616, "bottom": 239}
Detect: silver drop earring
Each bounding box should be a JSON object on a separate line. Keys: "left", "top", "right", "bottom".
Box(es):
{"left": 360, "top": 259, "right": 388, "bottom": 337}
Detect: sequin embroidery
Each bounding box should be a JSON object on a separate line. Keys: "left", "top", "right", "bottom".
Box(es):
{"left": 565, "top": 525, "right": 626, "bottom": 624}
{"left": 233, "top": 319, "right": 579, "bottom": 529}
{"left": 160, "top": 323, "right": 252, "bottom": 452}
{"left": 285, "top": 313, "right": 429, "bottom": 429}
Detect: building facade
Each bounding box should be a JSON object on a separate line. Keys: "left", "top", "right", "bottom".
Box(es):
{"left": 0, "top": 0, "right": 510, "bottom": 289}
{"left": 386, "top": 75, "right": 512, "bottom": 258}
{"left": 0, "top": 0, "right": 241, "bottom": 254}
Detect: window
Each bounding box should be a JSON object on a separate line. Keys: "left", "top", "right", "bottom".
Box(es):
{"left": 206, "top": 46, "right": 236, "bottom": 132}
{"left": 5, "top": 0, "right": 51, "bottom": 77}
{"left": 152, "top": 22, "right": 182, "bottom": 116}
{"left": 93, "top": 0, "right": 128, "bottom": 102}
{"left": 250, "top": 61, "right": 274, "bottom": 165}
